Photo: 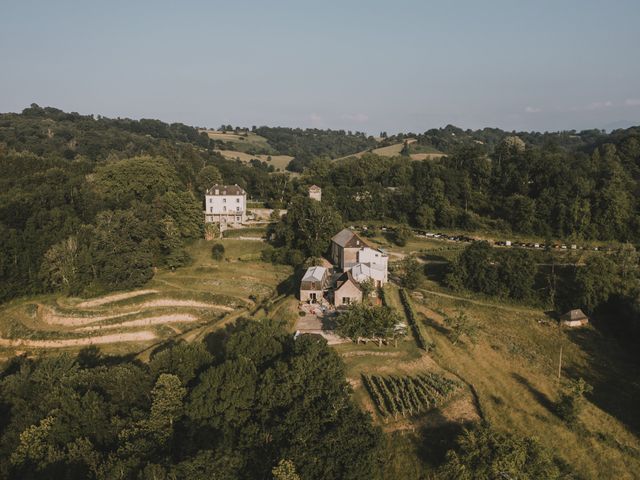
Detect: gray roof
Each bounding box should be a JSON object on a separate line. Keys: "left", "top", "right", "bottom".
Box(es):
{"left": 206, "top": 184, "right": 246, "bottom": 196}
{"left": 302, "top": 266, "right": 326, "bottom": 283}
{"left": 331, "top": 228, "right": 368, "bottom": 248}
{"left": 561, "top": 309, "right": 588, "bottom": 321}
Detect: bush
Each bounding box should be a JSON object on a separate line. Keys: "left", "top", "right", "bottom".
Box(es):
{"left": 211, "top": 243, "right": 225, "bottom": 260}
{"left": 393, "top": 224, "right": 413, "bottom": 246}
{"left": 399, "top": 288, "right": 432, "bottom": 351}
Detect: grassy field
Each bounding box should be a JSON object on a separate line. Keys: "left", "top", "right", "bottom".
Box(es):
{"left": 333, "top": 274, "right": 640, "bottom": 478}
{"left": 0, "top": 239, "right": 292, "bottom": 358}
{"left": 201, "top": 130, "right": 274, "bottom": 153}
{"left": 333, "top": 140, "right": 446, "bottom": 162}
{"left": 214, "top": 149, "right": 294, "bottom": 171}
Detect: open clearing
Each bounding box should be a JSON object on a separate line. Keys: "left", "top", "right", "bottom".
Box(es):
{"left": 200, "top": 130, "right": 274, "bottom": 153}
{"left": 214, "top": 149, "right": 294, "bottom": 171}
{"left": 0, "top": 239, "right": 292, "bottom": 357}
{"left": 333, "top": 140, "right": 446, "bottom": 162}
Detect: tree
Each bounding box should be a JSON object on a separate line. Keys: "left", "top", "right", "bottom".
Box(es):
{"left": 272, "top": 459, "right": 301, "bottom": 480}
{"left": 400, "top": 255, "right": 423, "bottom": 290}
{"left": 573, "top": 255, "right": 618, "bottom": 313}
{"left": 39, "top": 236, "right": 79, "bottom": 292}
{"left": 414, "top": 204, "right": 436, "bottom": 229}
{"left": 196, "top": 165, "right": 222, "bottom": 195}
{"left": 93, "top": 156, "right": 182, "bottom": 208}
{"left": 359, "top": 278, "right": 375, "bottom": 300}
{"left": 269, "top": 196, "right": 342, "bottom": 258}
{"left": 445, "top": 311, "right": 479, "bottom": 345}
{"left": 439, "top": 424, "right": 564, "bottom": 480}
{"left": 211, "top": 243, "right": 225, "bottom": 260}
{"left": 392, "top": 224, "right": 413, "bottom": 246}
{"left": 556, "top": 378, "right": 593, "bottom": 425}
{"left": 335, "top": 303, "right": 403, "bottom": 345}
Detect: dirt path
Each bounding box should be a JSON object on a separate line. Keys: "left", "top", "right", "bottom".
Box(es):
{"left": 77, "top": 313, "right": 199, "bottom": 332}
{"left": 0, "top": 331, "right": 157, "bottom": 348}
{"left": 43, "top": 307, "right": 142, "bottom": 326}
{"left": 419, "top": 288, "right": 541, "bottom": 314}
{"left": 137, "top": 299, "right": 234, "bottom": 310}
{"left": 74, "top": 290, "right": 158, "bottom": 308}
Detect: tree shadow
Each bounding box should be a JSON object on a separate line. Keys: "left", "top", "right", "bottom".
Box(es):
{"left": 415, "top": 411, "right": 473, "bottom": 468}
{"left": 276, "top": 271, "right": 299, "bottom": 296}
{"left": 563, "top": 326, "right": 640, "bottom": 434}
{"left": 419, "top": 313, "right": 449, "bottom": 336}
{"left": 511, "top": 372, "right": 557, "bottom": 415}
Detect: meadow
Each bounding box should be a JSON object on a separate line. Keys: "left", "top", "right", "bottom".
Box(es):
{"left": 332, "top": 274, "right": 640, "bottom": 479}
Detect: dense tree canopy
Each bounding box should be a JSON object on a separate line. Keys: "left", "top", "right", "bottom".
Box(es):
{"left": 0, "top": 320, "right": 382, "bottom": 479}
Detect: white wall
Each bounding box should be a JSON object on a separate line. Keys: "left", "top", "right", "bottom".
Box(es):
{"left": 205, "top": 194, "right": 246, "bottom": 215}
{"left": 358, "top": 247, "right": 388, "bottom": 272}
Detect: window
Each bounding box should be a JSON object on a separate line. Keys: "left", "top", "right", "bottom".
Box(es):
{"left": 343, "top": 297, "right": 351, "bottom": 305}
{"left": 223, "top": 206, "right": 226, "bottom": 212}
{"left": 209, "top": 207, "right": 213, "bottom": 213}
{"left": 236, "top": 198, "right": 240, "bottom": 203}
{"left": 236, "top": 206, "right": 240, "bottom": 212}
{"left": 223, "top": 198, "right": 226, "bottom": 203}
{"left": 236, "top": 216, "right": 240, "bottom": 221}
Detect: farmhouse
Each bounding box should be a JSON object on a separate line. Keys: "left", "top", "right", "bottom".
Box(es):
{"left": 331, "top": 228, "right": 368, "bottom": 270}
{"left": 298, "top": 228, "right": 389, "bottom": 306}
{"left": 333, "top": 271, "right": 363, "bottom": 307}
{"left": 308, "top": 184, "right": 322, "bottom": 201}
{"left": 300, "top": 266, "right": 330, "bottom": 303}
{"left": 560, "top": 309, "right": 589, "bottom": 327}
{"left": 204, "top": 184, "right": 247, "bottom": 228}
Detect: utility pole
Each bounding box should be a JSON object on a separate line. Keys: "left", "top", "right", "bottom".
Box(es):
{"left": 557, "top": 345, "right": 563, "bottom": 384}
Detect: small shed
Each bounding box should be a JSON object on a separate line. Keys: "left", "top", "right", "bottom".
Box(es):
{"left": 300, "top": 266, "right": 329, "bottom": 303}
{"left": 308, "top": 184, "right": 322, "bottom": 201}
{"left": 560, "top": 309, "right": 589, "bottom": 327}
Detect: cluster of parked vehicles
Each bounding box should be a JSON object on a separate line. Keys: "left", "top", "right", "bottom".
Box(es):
{"left": 416, "top": 231, "right": 609, "bottom": 252}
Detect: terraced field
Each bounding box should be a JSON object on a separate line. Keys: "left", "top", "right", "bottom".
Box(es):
{"left": 0, "top": 239, "right": 292, "bottom": 357}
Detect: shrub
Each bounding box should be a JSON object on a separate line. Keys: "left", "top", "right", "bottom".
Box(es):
{"left": 399, "top": 288, "right": 432, "bottom": 351}
{"left": 211, "top": 243, "right": 225, "bottom": 260}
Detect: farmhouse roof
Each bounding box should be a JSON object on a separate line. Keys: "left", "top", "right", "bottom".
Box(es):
{"left": 331, "top": 228, "right": 368, "bottom": 249}
{"left": 206, "top": 184, "right": 246, "bottom": 196}
{"left": 308, "top": 184, "right": 321, "bottom": 191}
{"left": 335, "top": 271, "right": 362, "bottom": 292}
{"left": 561, "top": 309, "right": 589, "bottom": 321}
{"left": 302, "top": 266, "right": 327, "bottom": 283}
{"left": 351, "top": 262, "right": 385, "bottom": 278}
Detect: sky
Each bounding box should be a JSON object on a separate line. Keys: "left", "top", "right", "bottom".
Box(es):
{"left": 1, "top": 0, "right": 640, "bottom": 134}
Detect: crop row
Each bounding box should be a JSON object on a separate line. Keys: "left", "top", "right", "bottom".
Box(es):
{"left": 362, "top": 373, "right": 460, "bottom": 419}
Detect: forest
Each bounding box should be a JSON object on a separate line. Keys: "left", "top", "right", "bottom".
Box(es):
{"left": 2, "top": 104, "right": 639, "bottom": 307}
{"left": 0, "top": 320, "right": 381, "bottom": 479}
{"left": 306, "top": 131, "right": 640, "bottom": 242}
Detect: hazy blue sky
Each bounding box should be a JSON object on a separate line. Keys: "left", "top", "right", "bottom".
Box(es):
{"left": 2, "top": 0, "right": 639, "bottom": 133}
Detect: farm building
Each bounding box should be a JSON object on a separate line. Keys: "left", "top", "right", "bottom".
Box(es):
{"left": 300, "top": 266, "right": 330, "bottom": 303}
{"left": 308, "top": 184, "right": 322, "bottom": 201}
{"left": 333, "top": 271, "right": 363, "bottom": 307}
{"left": 351, "top": 262, "right": 386, "bottom": 288}
{"left": 560, "top": 309, "right": 589, "bottom": 327}
{"left": 204, "top": 184, "right": 247, "bottom": 228}
{"left": 331, "top": 228, "right": 368, "bottom": 270}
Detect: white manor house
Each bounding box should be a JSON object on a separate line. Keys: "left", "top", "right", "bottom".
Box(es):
{"left": 204, "top": 184, "right": 247, "bottom": 227}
